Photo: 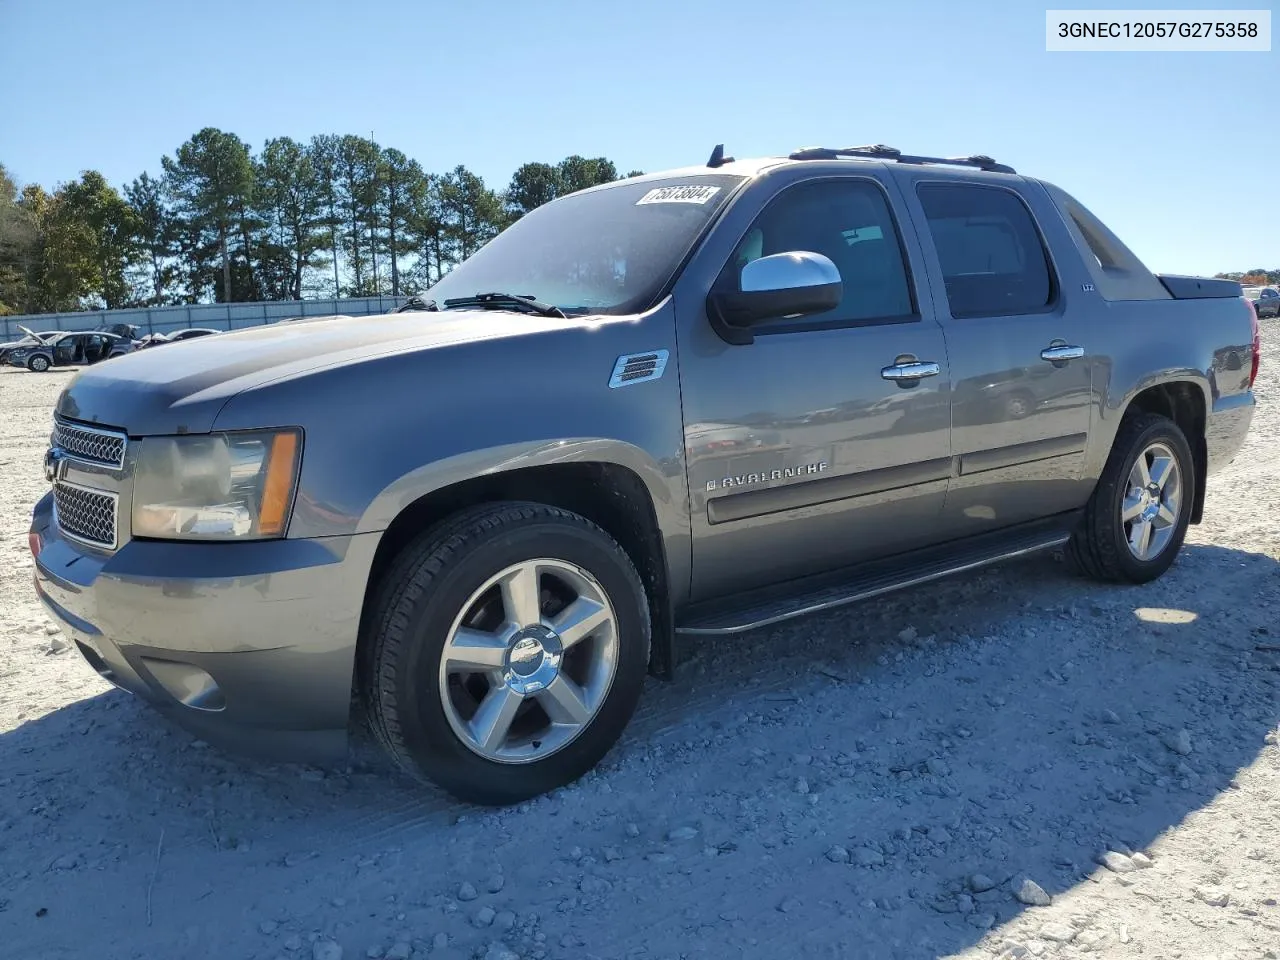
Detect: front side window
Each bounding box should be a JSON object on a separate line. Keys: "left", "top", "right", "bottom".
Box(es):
{"left": 717, "top": 178, "right": 915, "bottom": 329}
{"left": 917, "top": 183, "right": 1054, "bottom": 317}
{"left": 423, "top": 174, "right": 744, "bottom": 316}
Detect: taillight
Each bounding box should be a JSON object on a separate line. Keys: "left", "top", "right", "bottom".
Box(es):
{"left": 1247, "top": 297, "right": 1260, "bottom": 388}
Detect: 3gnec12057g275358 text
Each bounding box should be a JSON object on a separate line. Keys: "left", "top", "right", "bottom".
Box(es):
{"left": 1045, "top": 9, "right": 1271, "bottom": 51}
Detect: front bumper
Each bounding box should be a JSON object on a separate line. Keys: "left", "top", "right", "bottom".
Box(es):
{"left": 31, "top": 492, "right": 379, "bottom": 763}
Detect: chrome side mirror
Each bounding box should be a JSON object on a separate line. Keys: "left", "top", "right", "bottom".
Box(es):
{"left": 708, "top": 251, "right": 843, "bottom": 344}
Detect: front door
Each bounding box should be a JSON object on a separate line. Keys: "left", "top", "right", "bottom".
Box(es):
{"left": 677, "top": 175, "right": 954, "bottom": 600}
{"left": 53, "top": 337, "right": 78, "bottom": 365}
{"left": 901, "top": 176, "right": 1093, "bottom": 536}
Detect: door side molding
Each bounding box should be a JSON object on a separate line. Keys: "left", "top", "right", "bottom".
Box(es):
{"left": 707, "top": 456, "right": 952, "bottom": 525}
{"left": 958, "top": 433, "right": 1087, "bottom": 476}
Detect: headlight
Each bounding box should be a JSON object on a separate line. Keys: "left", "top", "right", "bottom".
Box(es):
{"left": 131, "top": 429, "right": 301, "bottom": 540}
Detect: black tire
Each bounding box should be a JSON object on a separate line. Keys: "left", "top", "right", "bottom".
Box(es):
{"left": 28, "top": 355, "right": 50, "bottom": 372}
{"left": 1067, "top": 411, "right": 1194, "bottom": 584}
{"left": 360, "top": 502, "right": 651, "bottom": 805}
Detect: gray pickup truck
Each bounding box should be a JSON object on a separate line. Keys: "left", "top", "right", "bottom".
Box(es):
{"left": 1245, "top": 285, "right": 1280, "bottom": 320}
{"left": 30, "top": 143, "right": 1260, "bottom": 805}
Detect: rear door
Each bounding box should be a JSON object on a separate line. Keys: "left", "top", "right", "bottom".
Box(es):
{"left": 676, "top": 173, "right": 953, "bottom": 600}
{"left": 897, "top": 174, "right": 1093, "bottom": 536}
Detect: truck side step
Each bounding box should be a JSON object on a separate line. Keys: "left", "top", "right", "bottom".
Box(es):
{"left": 674, "top": 515, "right": 1078, "bottom": 636}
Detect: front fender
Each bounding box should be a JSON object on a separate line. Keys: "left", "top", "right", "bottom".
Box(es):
{"left": 351, "top": 436, "right": 692, "bottom": 669}
{"left": 208, "top": 306, "right": 689, "bottom": 599}
{"left": 358, "top": 435, "right": 686, "bottom": 535}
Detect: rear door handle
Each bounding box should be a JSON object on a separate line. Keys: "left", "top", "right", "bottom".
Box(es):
{"left": 881, "top": 361, "right": 941, "bottom": 381}
{"left": 1040, "top": 344, "right": 1084, "bottom": 362}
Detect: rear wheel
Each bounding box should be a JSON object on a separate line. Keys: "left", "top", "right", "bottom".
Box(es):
{"left": 361, "top": 502, "right": 650, "bottom": 805}
{"left": 1067, "top": 412, "right": 1194, "bottom": 583}
{"left": 27, "top": 355, "right": 50, "bottom": 372}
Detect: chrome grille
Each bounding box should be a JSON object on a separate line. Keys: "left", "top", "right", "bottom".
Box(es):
{"left": 53, "top": 482, "right": 118, "bottom": 549}
{"left": 52, "top": 418, "right": 127, "bottom": 468}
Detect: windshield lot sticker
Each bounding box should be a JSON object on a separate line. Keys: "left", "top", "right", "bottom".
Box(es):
{"left": 636, "top": 185, "right": 721, "bottom": 205}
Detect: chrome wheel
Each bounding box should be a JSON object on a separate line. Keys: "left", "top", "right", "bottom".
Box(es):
{"left": 1121, "top": 441, "right": 1182, "bottom": 561}
{"left": 438, "top": 558, "right": 619, "bottom": 764}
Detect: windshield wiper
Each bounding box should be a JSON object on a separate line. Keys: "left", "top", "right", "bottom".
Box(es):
{"left": 441, "top": 292, "right": 566, "bottom": 318}
{"left": 394, "top": 296, "right": 439, "bottom": 313}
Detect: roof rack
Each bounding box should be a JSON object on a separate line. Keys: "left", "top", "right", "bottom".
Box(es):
{"left": 787, "top": 144, "right": 1016, "bottom": 174}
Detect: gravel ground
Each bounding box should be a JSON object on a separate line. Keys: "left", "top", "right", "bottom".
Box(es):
{"left": 2, "top": 326, "right": 1278, "bottom": 960}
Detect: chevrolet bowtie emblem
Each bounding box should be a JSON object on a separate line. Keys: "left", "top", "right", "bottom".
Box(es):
{"left": 44, "top": 446, "right": 64, "bottom": 483}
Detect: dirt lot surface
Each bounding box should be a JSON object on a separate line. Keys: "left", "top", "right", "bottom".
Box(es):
{"left": 2, "top": 327, "right": 1278, "bottom": 960}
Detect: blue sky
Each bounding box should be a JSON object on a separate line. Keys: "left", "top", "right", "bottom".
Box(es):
{"left": 4, "top": 0, "right": 1276, "bottom": 275}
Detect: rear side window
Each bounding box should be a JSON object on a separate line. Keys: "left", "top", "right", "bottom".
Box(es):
{"left": 917, "top": 183, "right": 1054, "bottom": 317}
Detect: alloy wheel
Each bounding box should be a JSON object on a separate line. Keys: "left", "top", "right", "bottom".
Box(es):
{"left": 1121, "top": 441, "right": 1182, "bottom": 561}
{"left": 438, "top": 558, "right": 619, "bottom": 763}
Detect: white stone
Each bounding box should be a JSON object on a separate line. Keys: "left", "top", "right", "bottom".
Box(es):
{"left": 1015, "top": 879, "right": 1052, "bottom": 907}
{"left": 1039, "top": 923, "right": 1077, "bottom": 943}
{"left": 1096, "top": 851, "right": 1136, "bottom": 873}
{"left": 1163, "top": 729, "right": 1193, "bottom": 756}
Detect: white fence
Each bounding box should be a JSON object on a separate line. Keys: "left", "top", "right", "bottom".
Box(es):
{"left": 1, "top": 295, "right": 410, "bottom": 340}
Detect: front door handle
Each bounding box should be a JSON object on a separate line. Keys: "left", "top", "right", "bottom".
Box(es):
{"left": 1040, "top": 344, "right": 1084, "bottom": 363}
{"left": 881, "top": 360, "right": 941, "bottom": 381}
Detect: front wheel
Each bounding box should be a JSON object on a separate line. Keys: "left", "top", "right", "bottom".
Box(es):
{"left": 1067, "top": 412, "right": 1194, "bottom": 583}
{"left": 27, "top": 355, "right": 50, "bottom": 372}
{"left": 361, "top": 502, "right": 651, "bottom": 805}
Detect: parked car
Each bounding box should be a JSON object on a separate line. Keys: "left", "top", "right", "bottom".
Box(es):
{"left": 29, "top": 143, "right": 1259, "bottom": 805}
{"left": 95, "top": 321, "right": 141, "bottom": 340}
{"left": 139, "top": 328, "right": 223, "bottom": 348}
{"left": 9, "top": 330, "right": 136, "bottom": 371}
{"left": 166, "top": 327, "right": 222, "bottom": 342}
{"left": 1244, "top": 286, "right": 1280, "bottom": 320}
{"left": 0, "top": 326, "right": 60, "bottom": 366}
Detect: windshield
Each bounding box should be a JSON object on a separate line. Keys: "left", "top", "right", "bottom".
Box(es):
{"left": 423, "top": 174, "right": 745, "bottom": 316}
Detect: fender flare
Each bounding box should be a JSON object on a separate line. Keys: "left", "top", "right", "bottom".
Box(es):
{"left": 356, "top": 437, "right": 690, "bottom": 678}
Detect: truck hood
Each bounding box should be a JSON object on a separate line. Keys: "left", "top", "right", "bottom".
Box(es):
{"left": 55, "top": 310, "right": 591, "bottom": 435}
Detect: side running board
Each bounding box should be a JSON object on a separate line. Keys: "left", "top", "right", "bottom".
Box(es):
{"left": 675, "top": 518, "right": 1075, "bottom": 636}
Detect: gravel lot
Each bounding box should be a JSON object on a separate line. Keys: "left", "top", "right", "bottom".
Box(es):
{"left": 2, "top": 326, "right": 1278, "bottom": 960}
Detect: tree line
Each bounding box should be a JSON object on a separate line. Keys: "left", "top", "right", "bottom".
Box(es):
{"left": 0, "top": 128, "right": 640, "bottom": 316}
{"left": 3, "top": 132, "right": 1273, "bottom": 320}
{"left": 1216, "top": 270, "right": 1280, "bottom": 286}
